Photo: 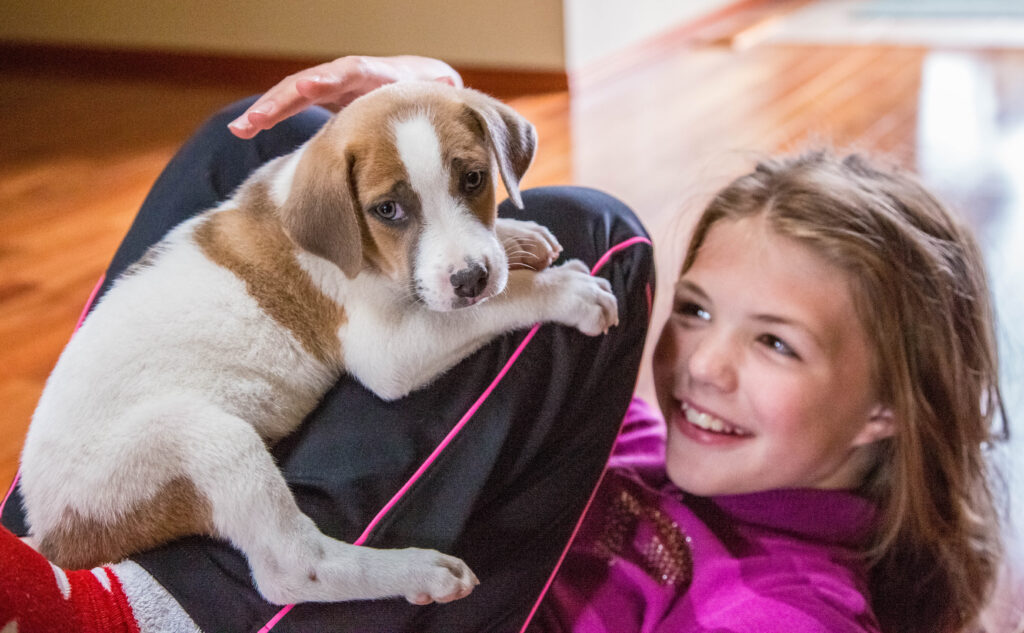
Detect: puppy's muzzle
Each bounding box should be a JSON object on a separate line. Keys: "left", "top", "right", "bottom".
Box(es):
{"left": 450, "top": 263, "right": 489, "bottom": 299}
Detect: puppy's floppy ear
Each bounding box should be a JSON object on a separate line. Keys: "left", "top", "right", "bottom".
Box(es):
{"left": 279, "top": 144, "right": 364, "bottom": 278}
{"left": 463, "top": 90, "right": 537, "bottom": 209}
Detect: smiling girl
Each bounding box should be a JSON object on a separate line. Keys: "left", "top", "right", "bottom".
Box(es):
{"left": 534, "top": 151, "right": 1005, "bottom": 633}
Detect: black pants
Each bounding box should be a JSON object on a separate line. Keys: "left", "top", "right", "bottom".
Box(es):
{"left": 2, "top": 98, "right": 654, "bottom": 633}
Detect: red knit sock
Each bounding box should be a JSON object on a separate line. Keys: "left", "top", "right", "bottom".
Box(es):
{"left": 0, "top": 526, "right": 140, "bottom": 633}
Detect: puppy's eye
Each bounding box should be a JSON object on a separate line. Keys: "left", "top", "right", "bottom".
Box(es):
{"left": 372, "top": 201, "right": 405, "bottom": 222}
{"left": 462, "top": 170, "right": 486, "bottom": 194}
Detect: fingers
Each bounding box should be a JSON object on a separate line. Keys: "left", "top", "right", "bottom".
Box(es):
{"left": 227, "top": 55, "right": 464, "bottom": 139}
{"left": 228, "top": 61, "right": 341, "bottom": 139}
{"left": 402, "top": 55, "right": 463, "bottom": 89}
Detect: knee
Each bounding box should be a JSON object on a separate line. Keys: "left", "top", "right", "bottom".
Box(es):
{"left": 196, "top": 97, "right": 332, "bottom": 164}
{"left": 518, "top": 186, "right": 643, "bottom": 232}
{"left": 504, "top": 186, "right": 650, "bottom": 264}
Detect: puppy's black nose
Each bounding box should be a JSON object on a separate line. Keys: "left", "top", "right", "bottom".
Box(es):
{"left": 451, "top": 264, "right": 488, "bottom": 298}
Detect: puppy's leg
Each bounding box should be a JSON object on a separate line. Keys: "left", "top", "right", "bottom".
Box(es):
{"left": 179, "top": 407, "right": 478, "bottom": 605}
{"left": 347, "top": 259, "right": 618, "bottom": 400}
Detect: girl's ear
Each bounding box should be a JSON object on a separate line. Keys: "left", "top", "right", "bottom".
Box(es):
{"left": 851, "top": 405, "right": 897, "bottom": 447}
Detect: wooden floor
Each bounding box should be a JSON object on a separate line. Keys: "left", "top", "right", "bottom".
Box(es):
{"left": 1, "top": 8, "right": 1023, "bottom": 628}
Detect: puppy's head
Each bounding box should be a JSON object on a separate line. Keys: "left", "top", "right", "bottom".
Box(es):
{"left": 279, "top": 81, "right": 537, "bottom": 311}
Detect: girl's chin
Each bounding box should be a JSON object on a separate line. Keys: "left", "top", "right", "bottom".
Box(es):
{"left": 664, "top": 455, "right": 729, "bottom": 497}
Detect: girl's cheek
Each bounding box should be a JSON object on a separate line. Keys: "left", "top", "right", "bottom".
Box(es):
{"left": 751, "top": 381, "right": 808, "bottom": 440}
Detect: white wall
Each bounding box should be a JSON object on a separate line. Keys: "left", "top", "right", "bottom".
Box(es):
{"left": 563, "top": 0, "right": 736, "bottom": 71}
{"left": 0, "top": 0, "right": 737, "bottom": 72}
{"left": 0, "top": 0, "right": 567, "bottom": 70}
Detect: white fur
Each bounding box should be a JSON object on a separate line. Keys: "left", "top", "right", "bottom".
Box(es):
{"left": 270, "top": 148, "right": 304, "bottom": 207}
{"left": 20, "top": 84, "right": 619, "bottom": 608}
{"left": 393, "top": 114, "right": 443, "bottom": 196}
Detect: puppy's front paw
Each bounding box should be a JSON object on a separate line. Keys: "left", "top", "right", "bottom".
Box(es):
{"left": 541, "top": 259, "right": 619, "bottom": 336}
{"left": 397, "top": 548, "right": 480, "bottom": 605}
{"left": 496, "top": 218, "right": 562, "bottom": 271}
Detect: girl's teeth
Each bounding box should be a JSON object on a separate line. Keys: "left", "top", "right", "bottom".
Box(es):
{"left": 682, "top": 403, "right": 746, "bottom": 435}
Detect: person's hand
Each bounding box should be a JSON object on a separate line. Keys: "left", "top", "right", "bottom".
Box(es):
{"left": 228, "top": 55, "right": 463, "bottom": 139}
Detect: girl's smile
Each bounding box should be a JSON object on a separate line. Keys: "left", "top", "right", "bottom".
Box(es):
{"left": 673, "top": 400, "right": 752, "bottom": 444}
{"left": 654, "top": 214, "right": 895, "bottom": 496}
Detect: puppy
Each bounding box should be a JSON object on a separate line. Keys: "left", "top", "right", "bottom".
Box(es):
{"left": 19, "top": 82, "right": 618, "bottom": 606}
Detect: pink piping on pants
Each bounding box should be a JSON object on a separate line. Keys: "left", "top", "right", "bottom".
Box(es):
{"left": 260, "top": 236, "right": 653, "bottom": 632}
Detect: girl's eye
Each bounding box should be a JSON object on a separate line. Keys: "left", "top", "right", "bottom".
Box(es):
{"left": 758, "top": 334, "right": 799, "bottom": 359}
{"left": 462, "top": 170, "right": 486, "bottom": 194}
{"left": 675, "top": 301, "right": 710, "bottom": 321}
{"left": 373, "top": 201, "right": 405, "bottom": 221}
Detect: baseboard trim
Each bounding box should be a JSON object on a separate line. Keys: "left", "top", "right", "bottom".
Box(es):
{"left": 0, "top": 41, "right": 568, "bottom": 99}
{"left": 458, "top": 67, "right": 568, "bottom": 99}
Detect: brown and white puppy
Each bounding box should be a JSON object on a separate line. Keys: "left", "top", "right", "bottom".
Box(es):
{"left": 19, "top": 82, "right": 618, "bottom": 606}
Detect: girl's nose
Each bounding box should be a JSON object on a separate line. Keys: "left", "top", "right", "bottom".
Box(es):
{"left": 686, "top": 331, "right": 737, "bottom": 393}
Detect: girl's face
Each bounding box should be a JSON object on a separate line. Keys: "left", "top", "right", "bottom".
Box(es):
{"left": 653, "top": 214, "right": 895, "bottom": 496}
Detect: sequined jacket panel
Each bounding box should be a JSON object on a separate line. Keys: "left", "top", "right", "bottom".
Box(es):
{"left": 534, "top": 398, "right": 882, "bottom": 633}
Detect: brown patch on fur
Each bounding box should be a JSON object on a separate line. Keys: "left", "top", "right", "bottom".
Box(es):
{"left": 279, "top": 147, "right": 365, "bottom": 279}
{"left": 194, "top": 189, "right": 345, "bottom": 366}
{"left": 441, "top": 106, "right": 497, "bottom": 227}
{"left": 339, "top": 119, "right": 420, "bottom": 282}
{"left": 39, "top": 477, "right": 214, "bottom": 569}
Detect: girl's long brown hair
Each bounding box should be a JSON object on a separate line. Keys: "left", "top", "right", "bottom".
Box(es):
{"left": 681, "top": 151, "right": 1006, "bottom": 633}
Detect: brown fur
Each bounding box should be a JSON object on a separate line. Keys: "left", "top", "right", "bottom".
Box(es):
{"left": 441, "top": 105, "right": 498, "bottom": 227}
{"left": 194, "top": 188, "right": 346, "bottom": 366}
{"left": 40, "top": 477, "right": 213, "bottom": 569}
{"left": 278, "top": 145, "right": 364, "bottom": 279}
